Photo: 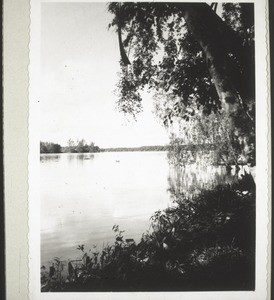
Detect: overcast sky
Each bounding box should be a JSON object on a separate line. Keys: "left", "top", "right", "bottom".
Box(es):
{"left": 41, "top": 2, "right": 169, "bottom": 148}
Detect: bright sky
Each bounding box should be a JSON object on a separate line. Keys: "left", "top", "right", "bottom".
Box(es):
{"left": 41, "top": 2, "right": 169, "bottom": 148}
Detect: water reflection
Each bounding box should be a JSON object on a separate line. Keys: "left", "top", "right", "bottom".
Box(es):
{"left": 40, "top": 152, "right": 250, "bottom": 266}
{"left": 40, "top": 152, "right": 170, "bottom": 265}
{"left": 67, "top": 153, "right": 95, "bottom": 163}
{"left": 40, "top": 154, "right": 61, "bottom": 163}
{"left": 168, "top": 163, "right": 251, "bottom": 200}
{"left": 169, "top": 165, "right": 232, "bottom": 199}
{"left": 40, "top": 153, "right": 95, "bottom": 163}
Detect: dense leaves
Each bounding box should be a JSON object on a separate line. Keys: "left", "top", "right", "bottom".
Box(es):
{"left": 165, "top": 110, "right": 252, "bottom": 167}
{"left": 108, "top": 2, "right": 255, "bottom": 165}
{"left": 108, "top": 2, "right": 254, "bottom": 120}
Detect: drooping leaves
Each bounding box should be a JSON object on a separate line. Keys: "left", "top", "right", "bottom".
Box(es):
{"left": 108, "top": 2, "right": 252, "bottom": 120}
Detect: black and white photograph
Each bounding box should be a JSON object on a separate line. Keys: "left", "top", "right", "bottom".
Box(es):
{"left": 27, "top": 0, "right": 269, "bottom": 298}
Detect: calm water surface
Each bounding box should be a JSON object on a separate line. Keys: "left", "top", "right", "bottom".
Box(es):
{"left": 41, "top": 151, "right": 240, "bottom": 265}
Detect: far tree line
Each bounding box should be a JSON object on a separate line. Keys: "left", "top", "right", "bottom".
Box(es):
{"left": 103, "top": 145, "right": 169, "bottom": 152}
{"left": 40, "top": 140, "right": 170, "bottom": 154}
{"left": 40, "top": 138, "right": 239, "bottom": 158}
{"left": 40, "top": 139, "right": 100, "bottom": 154}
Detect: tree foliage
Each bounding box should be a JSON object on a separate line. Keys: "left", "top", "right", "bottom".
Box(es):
{"left": 108, "top": 2, "right": 255, "bottom": 143}
{"left": 40, "top": 142, "right": 62, "bottom": 154}
{"left": 64, "top": 139, "right": 100, "bottom": 153}
{"left": 109, "top": 2, "right": 217, "bottom": 116}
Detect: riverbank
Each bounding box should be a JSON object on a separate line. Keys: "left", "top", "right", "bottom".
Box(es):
{"left": 41, "top": 172, "right": 255, "bottom": 292}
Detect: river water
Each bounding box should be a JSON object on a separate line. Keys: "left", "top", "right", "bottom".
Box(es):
{"left": 40, "top": 151, "right": 242, "bottom": 265}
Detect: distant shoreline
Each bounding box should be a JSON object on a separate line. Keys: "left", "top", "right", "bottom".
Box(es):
{"left": 40, "top": 148, "right": 168, "bottom": 154}
{"left": 101, "top": 145, "right": 169, "bottom": 152}
{"left": 40, "top": 143, "right": 222, "bottom": 154}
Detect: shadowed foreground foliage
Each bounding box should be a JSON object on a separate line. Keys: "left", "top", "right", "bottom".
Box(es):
{"left": 41, "top": 173, "right": 255, "bottom": 292}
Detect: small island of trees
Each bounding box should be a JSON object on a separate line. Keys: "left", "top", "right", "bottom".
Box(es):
{"left": 40, "top": 139, "right": 100, "bottom": 154}
{"left": 40, "top": 142, "right": 62, "bottom": 154}
{"left": 63, "top": 139, "right": 100, "bottom": 153}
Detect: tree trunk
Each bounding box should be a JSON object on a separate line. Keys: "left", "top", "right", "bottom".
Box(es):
{"left": 178, "top": 3, "right": 254, "bottom": 132}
